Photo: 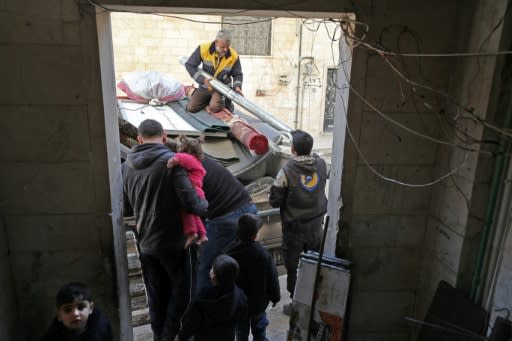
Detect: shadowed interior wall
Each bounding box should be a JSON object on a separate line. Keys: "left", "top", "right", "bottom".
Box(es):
{"left": 417, "top": 0, "right": 510, "bottom": 319}
{"left": 0, "top": 2, "right": 117, "bottom": 339}
{"left": 0, "top": 218, "right": 16, "bottom": 340}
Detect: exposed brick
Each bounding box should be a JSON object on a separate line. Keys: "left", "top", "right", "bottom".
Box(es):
{"left": 109, "top": 13, "right": 334, "bottom": 137}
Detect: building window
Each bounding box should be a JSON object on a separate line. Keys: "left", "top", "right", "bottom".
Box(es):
{"left": 222, "top": 16, "right": 272, "bottom": 56}
{"left": 323, "top": 68, "right": 337, "bottom": 132}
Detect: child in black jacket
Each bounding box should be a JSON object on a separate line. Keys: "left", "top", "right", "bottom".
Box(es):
{"left": 39, "top": 282, "right": 113, "bottom": 341}
{"left": 225, "top": 213, "right": 281, "bottom": 341}
{"left": 176, "top": 254, "right": 247, "bottom": 341}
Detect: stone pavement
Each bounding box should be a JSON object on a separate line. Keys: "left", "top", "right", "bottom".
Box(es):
{"left": 264, "top": 274, "right": 292, "bottom": 340}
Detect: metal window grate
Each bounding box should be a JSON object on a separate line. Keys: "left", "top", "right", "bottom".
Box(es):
{"left": 222, "top": 16, "right": 272, "bottom": 56}
{"left": 323, "top": 68, "right": 337, "bottom": 132}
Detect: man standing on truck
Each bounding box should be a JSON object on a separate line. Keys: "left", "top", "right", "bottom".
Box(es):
{"left": 269, "top": 129, "right": 328, "bottom": 315}
{"left": 184, "top": 29, "right": 243, "bottom": 113}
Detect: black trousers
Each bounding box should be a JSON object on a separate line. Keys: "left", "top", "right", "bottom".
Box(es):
{"left": 139, "top": 249, "right": 195, "bottom": 341}
{"left": 282, "top": 216, "right": 324, "bottom": 297}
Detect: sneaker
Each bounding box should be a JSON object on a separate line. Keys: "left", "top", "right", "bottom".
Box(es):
{"left": 282, "top": 303, "right": 293, "bottom": 316}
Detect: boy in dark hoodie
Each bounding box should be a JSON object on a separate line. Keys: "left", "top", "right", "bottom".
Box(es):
{"left": 39, "top": 282, "right": 113, "bottom": 341}
{"left": 175, "top": 254, "right": 247, "bottom": 341}
{"left": 269, "top": 129, "right": 327, "bottom": 315}
{"left": 225, "top": 213, "right": 280, "bottom": 341}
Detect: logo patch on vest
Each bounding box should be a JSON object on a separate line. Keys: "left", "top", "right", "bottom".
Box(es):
{"left": 300, "top": 172, "right": 319, "bottom": 192}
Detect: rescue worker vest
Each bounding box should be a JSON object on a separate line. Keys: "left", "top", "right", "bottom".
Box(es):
{"left": 281, "top": 155, "right": 328, "bottom": 223}
{"left": 199, "top": 42, "right": 239, "bottom": 85}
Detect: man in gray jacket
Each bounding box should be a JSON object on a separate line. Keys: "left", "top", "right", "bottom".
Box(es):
{"left": 123, "top": 119, "right": 208, "bottom": 341}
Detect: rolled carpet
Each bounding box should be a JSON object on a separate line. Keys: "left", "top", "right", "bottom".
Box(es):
{"left": 211, "top": 108, "right": 269, "bottom": 155}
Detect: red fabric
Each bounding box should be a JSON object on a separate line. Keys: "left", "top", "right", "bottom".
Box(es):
{"left": 172, "top": 153, "right": 206, "bottom": 198}
{"left": 117, "top": 81, "right": 148, "bottom": 103}
{"left": 171, "top": 152, "right": 207, "bottom": 237}
{"left": 230, "top": 119, "right": 269, "bottom": 155}
{"left": 117, "top": 80, "right": 185, "bottom": 103}
{"left": 181, "top": 210, "right": 206, "bottom": 237}
{"left": 210, "top": 108, "right": 269, "bottom": 155}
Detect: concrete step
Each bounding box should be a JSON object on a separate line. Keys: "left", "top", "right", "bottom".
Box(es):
{"left": 127, "top": 253, "right": 142, "bottom": 277}
{"left": 132, "top": 308, "right": 150, "bottom": 327}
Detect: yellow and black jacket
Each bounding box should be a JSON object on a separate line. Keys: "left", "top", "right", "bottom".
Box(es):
{"left": 185, "top": 41, "right": 243, "bottom": 90}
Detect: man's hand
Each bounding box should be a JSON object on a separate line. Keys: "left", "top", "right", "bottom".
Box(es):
{"left": 235, "top": 86, "right": 244, "bottom": 96}
{"left": 167, "top": 157, "right": 179, "bottom": 169}
{"left": 204, "top": 78, "right": 213, "bottom": 92}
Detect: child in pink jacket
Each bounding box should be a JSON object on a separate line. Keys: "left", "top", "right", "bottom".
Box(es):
{"left": 167, "top": 135, "right": 208, "bottom": 248}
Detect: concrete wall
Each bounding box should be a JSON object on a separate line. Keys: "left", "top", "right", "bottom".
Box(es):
{"left": 111, "top": 14, "right": 340, "bottom": 137}
{"left": 0, "top": 218, "right": 17, "bottom": 340}
{"left": 339, "top": 1, "right": 461, "bottom": 339}
{"left": 1, "top": 0, "right": 511, "bottom": 340}
{"left": 0, "top": 1, "right": 117, "bottom": 339}
{"left": 417, "top": 0, "right": 510, "bottom": 318}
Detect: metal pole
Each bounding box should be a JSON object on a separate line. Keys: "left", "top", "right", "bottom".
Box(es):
{"left": 179, "top": 58, "right": 293, "bottom": 133}
{"left": 306, "top": 216, "right": 330, "bottom": 341}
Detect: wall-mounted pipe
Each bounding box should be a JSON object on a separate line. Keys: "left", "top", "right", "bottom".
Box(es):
{"left": 470, "top": 87, "right": 512, "bottom": 302}
{"left": 294, "top": 22, "right": 303, "bottom": 129}
{"left": 294, "top": 22, "right": 315, "bottom": 130}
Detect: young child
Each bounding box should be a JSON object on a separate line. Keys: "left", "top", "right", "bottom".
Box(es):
{"left": 175, "top": 254, "right": 248, "bottom": 341}
{"left": 167, "top": 135, "right": 208, "bottom": 248}
{"left": 225, "top": 213, "right": 281, "bottom": 341}
{"left": 39, "top": 282, "right": 113, "bottom": 341}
